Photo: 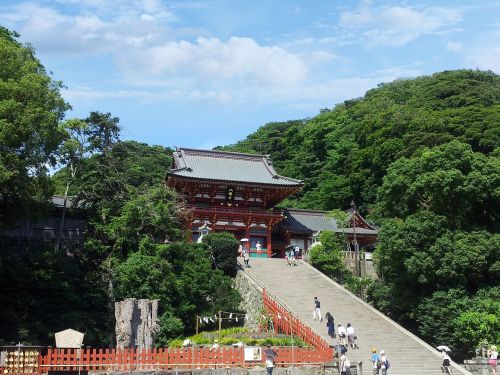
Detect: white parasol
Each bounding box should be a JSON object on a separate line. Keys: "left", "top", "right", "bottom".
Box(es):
{"left": 436, "top": 345, "right": 452, "bottom": 352}
{"left": 240, "top": 238, "right": 249, "bottom": 242}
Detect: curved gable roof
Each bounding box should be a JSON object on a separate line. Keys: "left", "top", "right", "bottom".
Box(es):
{"left": 279, "top": 208, "right": 378, "bottom": 235}
{"left": 168, "top": 148, "right": 303, "bottom": 187}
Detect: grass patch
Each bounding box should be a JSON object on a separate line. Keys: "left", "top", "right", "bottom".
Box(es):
{"left": 168, "top": 329, "right": 309, "bottom": 348}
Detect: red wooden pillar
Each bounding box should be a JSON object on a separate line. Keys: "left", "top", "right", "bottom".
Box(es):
{"left": 266, "top": 225, "right": 272, "bottom": 257}
{"left": 245, "top": 223, "right": 250, "bottom": 252}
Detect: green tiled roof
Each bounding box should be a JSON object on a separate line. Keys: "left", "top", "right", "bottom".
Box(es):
{"left": 168, "top": 148, "right": 303, "bottom": 186}
{"left": 279, "top": 208, "right": 378, "bottom": 235}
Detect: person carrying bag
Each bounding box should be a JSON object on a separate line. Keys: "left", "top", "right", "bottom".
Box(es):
{"left": 340, "top": 354, "right": 351, "bottom": 375}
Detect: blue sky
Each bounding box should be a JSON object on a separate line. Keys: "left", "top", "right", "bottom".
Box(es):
{"left": 1, "top": 0, "right": 499, "bottom": 149}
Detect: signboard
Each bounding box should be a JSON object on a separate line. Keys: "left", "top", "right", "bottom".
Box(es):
{"left": 244, "top": 347, "right": 262, "bottom": 361}
{"left": 55, "top": 328, "right": 84, "bottom": 348}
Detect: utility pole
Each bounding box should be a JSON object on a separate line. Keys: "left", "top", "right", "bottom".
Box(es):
{"left": 196, "top": 315, "right": 199, "bottom": 335}
{"left": 351, "top": 200, "right": 360, "bottom": 277}
{"left": 218, "top": 311, "right": 222, "bottom": 341}
{"left": 290, "top": 315, "right": 294, "bottom": 375}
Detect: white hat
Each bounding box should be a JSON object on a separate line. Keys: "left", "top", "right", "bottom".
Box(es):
{"left": 214, "top": 339, "right": 218, "bottom": 343}
{"left": 341, "top": 355, "right": 346, "bottom": 360}
{"left": 380, "top": 350, "right": 385, "bottom": 354}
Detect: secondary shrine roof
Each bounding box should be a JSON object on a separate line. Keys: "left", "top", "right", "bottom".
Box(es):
{"left": 279, "top": 208, "right": 378, "bottom": 235}
{"left": 168, "top": 148, "right": 303, "bottom": 187}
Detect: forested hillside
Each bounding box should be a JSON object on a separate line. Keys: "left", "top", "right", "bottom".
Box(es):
{"left": 221, "top": 70, "right": 500, "bottom": 358}
{"left": 220, "top": 70, "right": 499, "bottom": 213}
{"left": 1, "top": 21, "right": 498, "bottom": 358}
{"left": 0, "top": 26, "right": 241, "bottom": 347}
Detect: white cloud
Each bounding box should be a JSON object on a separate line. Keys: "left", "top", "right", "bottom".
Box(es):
{"left": 339, "top": 4, "right": 462, "bottom": 46}
{"left": 375, "top": 65, "right": 422, "bottom": 78}
{"left": 0, "top": 2, "right": 177, "bottom": 54}
{"left": 64, "top": 74, "right": 402, "bottom": 109}
{"left": 0, "top": 2, "right": 310, "bottom": 88}
{"left": 117, "top": 36, "right": 309, "bottom": 87}
{"left": 466, "top": 46, "right": 500, "bottom": 73}
{"left": 64, "top": 86, "right": 235, "bottom": 105}
{"left": 309, "top": 50, "right": 338, "bottom": 64}
{"left": 446, "top": 41, "right": 463, "bottom": 52}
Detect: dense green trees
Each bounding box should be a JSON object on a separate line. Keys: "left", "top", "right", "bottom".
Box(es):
{"left": 222, "top": 70, "right": 499, "bottom": 212}
{"left": 413, "top": 287, "right": 500, "bottom": 359}
{"left": 375, "top": 141, "right": 499, "bottom": 229}
{"left": 113, "top": 241, "right": 240, "bottom": 343}
{"left": 309, "top": 231, "right": 349, "bottom": 283}
{"left": 202, "top": 232, "right": 240, "bottom": 277}
{"left": 0, "top": 29, "right": 241, "bottom": 347}
{"left": 0, "top": 240, "right": 109, "bottom": 346}
{"left": 0, "top": 26, "right": 69, "bottom": 226}
{"left": 223, "top": 69, "right": 499, "bottom": 358}
{"left": 1, "top": 23, "right": 498, "bottom": 355}
{"left": 370, "top": 142, "right": 500, "bottom": 356}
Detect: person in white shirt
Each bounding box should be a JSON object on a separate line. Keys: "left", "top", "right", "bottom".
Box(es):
{"left": 210, "top": 340, "right": 219, "bottom": 351}
{"left": 340, "top": 354, "right": 351, "bottom": 375}
{"left": 488, "top": 345, "right": 498, "bottom": 375}
{"left": 313, "top": 297, "right": 322, "bottom": 321}
{"left": 337, "top": 323, "right": 347, "bottom": 345}
{"left": 243, "top": 249, "right": 250, "bottom": 267}
{"left": 346, "top": 323, "right": 357, "bottom": 349}
{"left": 380, "top": 350, "right": 389, "bottom": 375}
{"left": 265, "top": 344, "right": 278, "bottom": 375}
{"left": 256, "top": 241, "right": 262, "bottom": 256}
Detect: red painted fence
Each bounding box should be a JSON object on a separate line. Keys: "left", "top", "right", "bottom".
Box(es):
{"left": 0, "top": 346, "right": 330, "bottom": 374}
{"left": 262, "top": 288, "right": 334, "bottom": 361}
{"left": 40, "top": 347, "right": 243, "bottom": 370}
{"left": 1, "top": 346, "right": 331, "bottom": 374}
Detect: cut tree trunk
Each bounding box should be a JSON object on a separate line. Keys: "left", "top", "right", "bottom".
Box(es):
{"left": 115, "top": 298, "right": 160, "bottom": 349}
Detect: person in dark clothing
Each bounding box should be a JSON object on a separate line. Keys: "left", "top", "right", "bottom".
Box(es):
{"left": 325, "top": 312, "right": 336, "bottom": 338}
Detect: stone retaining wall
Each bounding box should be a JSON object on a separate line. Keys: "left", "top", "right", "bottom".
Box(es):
{"left": 88, "top": 365, "right": 356, "bottom": 375}
{"left": 233, "top": 270, "right": 263, "bottom": 330}
{"left": 464, "top": 358, "right": 496, "bottom": 375}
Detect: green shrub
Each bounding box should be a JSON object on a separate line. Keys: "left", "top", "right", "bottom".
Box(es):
{"left": 309, "top": 231, "right": 350, "bottom": 283}
{"left": 202, "top": 233, "right": 239, "bottom": 276}
{"left": 156, "top": 312, "right": 185, "bottom": 347}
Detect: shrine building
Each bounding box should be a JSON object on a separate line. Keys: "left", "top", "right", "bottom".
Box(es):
{"left": 277, "top": 208, "right": 378, "bottom": 255}
{"left": 166, "top": 148, "right": 377, "bottom": 257}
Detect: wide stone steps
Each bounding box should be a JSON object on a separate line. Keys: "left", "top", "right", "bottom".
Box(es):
{"left": 242, "top": 258, "right": 471, "bottom": 375}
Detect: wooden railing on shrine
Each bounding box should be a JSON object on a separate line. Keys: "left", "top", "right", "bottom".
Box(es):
{"left": 262, "top": 288, "right": 334, "bottom": 359}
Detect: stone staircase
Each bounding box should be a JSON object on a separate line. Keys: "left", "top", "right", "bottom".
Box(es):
{"left": 242, "top": 258, "right": 471, "bottom": 375}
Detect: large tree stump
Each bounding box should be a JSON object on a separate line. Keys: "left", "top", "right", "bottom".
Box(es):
{"left": 115, "top": 298, "right": 160, "bottom": 349}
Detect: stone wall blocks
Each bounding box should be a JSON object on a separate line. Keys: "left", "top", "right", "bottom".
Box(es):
{"left": 230, "top": 367, "right": 249, "bottom": 375}
{"left": 247, "top": 365, "right": 266, "bottom": 375}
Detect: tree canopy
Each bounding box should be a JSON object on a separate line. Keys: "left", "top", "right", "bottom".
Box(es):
{"left": 222, "top": 69, "right": 500, "bottom": 358}
{"left": 221, "top": 70, "right": 499, "bottom": 212}
{"left": 0, "top": 26, "right": 69, "bottom": 226}
{"left": 0, "top": 28, "right": 498, "bottom": 357}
